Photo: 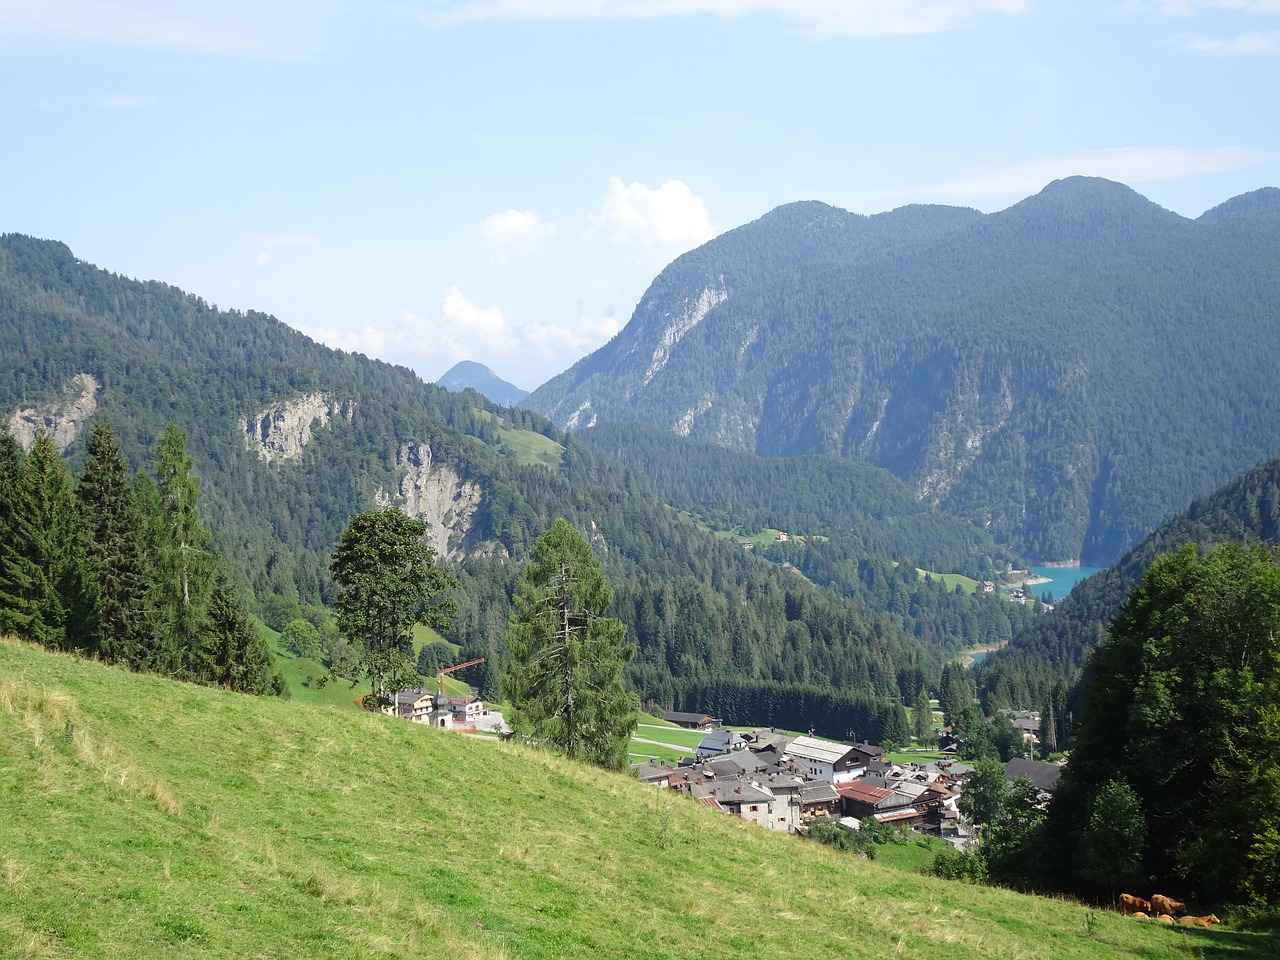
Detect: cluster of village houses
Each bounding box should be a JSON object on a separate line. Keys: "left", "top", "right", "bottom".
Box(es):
{"left": 380, "top": 686, "right": 1064, "bottom": 844}
{"left": 382, "top": 688, "right": 488, "bottom": 729}
{"left": 632, "top": 710, "right": 1064, "bottom": 843}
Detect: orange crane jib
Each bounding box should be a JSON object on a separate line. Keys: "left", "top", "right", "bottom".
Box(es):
{"left": 436, "top": 658, "right": 485, "bottom": 697}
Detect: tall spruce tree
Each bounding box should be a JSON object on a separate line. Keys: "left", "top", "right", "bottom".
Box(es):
{"left": 939, "top": 660, "right": 973, "bottom": 726}
{"left": 199, "top": 570, "right": 283, "bottom": 695}
{"left": 0, "top": 429, "right": 43, "bottom": 642}
{"left": 76, "top": 419, "right": 150, "bottom": 664}
{"left": 501, "top": 518, "right": 637, "bottom": 770}
{"left": 148, "top": 424, "right": 217, "bottom": 676}
{"left": 911, "top": 687, "right": 934, "bottom": 743}
{"left": 20, "top": 431, "right": 90, "bottom": 649}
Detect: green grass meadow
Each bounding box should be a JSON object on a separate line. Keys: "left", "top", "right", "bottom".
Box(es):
{"left": 263, "top": 620, "right": 474, "bottom": 710}
{"left": 474, "top": 411, "right": 565, "bottom": 468}
{"left": 917, "top": 569, "right": 981, "bottom": 593}
{"left": 2, "top": 637, "right": 1273, "bottom": 959}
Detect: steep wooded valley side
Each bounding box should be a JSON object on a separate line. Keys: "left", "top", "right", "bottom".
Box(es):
{"left": 525, "top": 179, "right": 1280, "bottom": 564}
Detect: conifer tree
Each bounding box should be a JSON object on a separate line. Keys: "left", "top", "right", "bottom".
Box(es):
{"left": 939, "top": 660, "right": 973, "bottom": 726}
{"left": 147, "top": 424, "right": 217, "bottom": 676}
{"left": 76, "top": 419, "right": 150, "bottom": 664}
{"left": 18, "top": 431, "right": 90, "bottom": 649}
{"left": 501, "top": 518, "right": 637, "bottom": 770}
{"left": 199, "top": 571, "right": 283, "bottom": 695}
{"left": 0, "top": 429, "right": 43, "bottom": 642}
{"left": 911, "top": 687, "right": 934, "bottom": 743}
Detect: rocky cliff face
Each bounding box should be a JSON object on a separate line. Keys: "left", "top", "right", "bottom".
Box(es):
{"left": 239, "top": 393, "right": 356, "bottom": 463}
{"left": 375, "top": 441, "right": 483, "bottom": 559}
{"left": 8, "top": 373, "right": 101, "bottom": 452}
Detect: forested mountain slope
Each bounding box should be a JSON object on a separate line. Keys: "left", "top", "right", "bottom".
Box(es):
{"left": 974, "top": 455, "right": 1280, "bottom": 710}
{"left": 0, "top": 232, "right": 1023, "bottom": 735}
{"left": 579, "top": 420, "right": 1019, "bottom": 575}
{"left": 524, "top": 178, "right": 1280, "bottom": 564}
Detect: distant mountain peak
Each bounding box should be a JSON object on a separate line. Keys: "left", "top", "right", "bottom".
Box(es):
{"left": 1198, "top": 187, "right": 1280, "bottom": 224}
{"left": 436, "top": 361, "right": 527, "bottom": 406}
{"left": 1005, "top": 176, "right": 1181, "bottom": 223}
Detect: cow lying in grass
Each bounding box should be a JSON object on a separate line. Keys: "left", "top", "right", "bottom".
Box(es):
{"left": 1177, "top": 914, "right": 1220, "bottom": 927}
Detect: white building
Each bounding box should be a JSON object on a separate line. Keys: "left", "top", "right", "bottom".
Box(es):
{"left": 785, "top": 736, "right": 869, "bottom": 784}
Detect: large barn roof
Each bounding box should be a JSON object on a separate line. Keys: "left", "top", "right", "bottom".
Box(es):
{"left": 787, "top": 736, "right": 855, "bottom": 765}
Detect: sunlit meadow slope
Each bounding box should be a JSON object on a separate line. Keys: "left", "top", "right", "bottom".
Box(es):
{"left": 1, "top": 638, "right": 1271, "bottom": 960}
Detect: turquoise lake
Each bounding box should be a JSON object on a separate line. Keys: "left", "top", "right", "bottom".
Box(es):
{"left": 1029, "top": 564, "right": 1105, "bottom": 602}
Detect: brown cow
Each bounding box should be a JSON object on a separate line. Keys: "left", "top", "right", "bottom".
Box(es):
{"left": 1132, "top": 911, "right": 1148, "bottom": 920}
{"left": 1155, "top": 914, "right": 1175, "bottom": 923}
{"left": 1118, "top": 893, "right": 1151, "bottom": 915}
{"left": 1177, "top": 914, "right": 1220, "bottom": 927}
{"left": 1150, "top": 894, "right": 1187, "bottom": 917}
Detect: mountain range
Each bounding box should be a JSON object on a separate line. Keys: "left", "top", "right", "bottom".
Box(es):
{"left": 0, "top": 231, "right": 1026, "bottom": 734}
{"left": 523, "top": 178, "right": 1280, "bottom": 565}
{"left": 6, "top": 174, "right": 1280, "bottom": 720}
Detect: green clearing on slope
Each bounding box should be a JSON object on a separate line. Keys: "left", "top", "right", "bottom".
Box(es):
{"left": 919, "top": 570, "right": 981, "bottom": 593}
{"left": 474, "top": 410, "right": 565, "bottom": 467}
{"left": 263, "top": 620, "right": 473, "bottom": 710}
{"left": 1, "top": 637, "right": 1272, "bottom": 960}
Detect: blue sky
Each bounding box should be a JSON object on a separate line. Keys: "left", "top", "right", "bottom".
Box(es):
{"left": 2, "top": 2, "right": 1277, "bottom": 390}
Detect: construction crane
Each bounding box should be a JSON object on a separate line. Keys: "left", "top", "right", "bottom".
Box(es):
{"left": 436, "top": 658, "right": 485, "bottom": 702}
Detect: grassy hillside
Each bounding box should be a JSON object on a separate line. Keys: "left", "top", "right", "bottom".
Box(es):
{"left": 1, "top": 638, "right": 1272, "bottom": 960}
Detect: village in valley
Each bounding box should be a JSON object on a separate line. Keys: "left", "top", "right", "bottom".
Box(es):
{"left": 381, "top": 667, "right": 1059, "bottom": 850}
{"left": 627, "top": 709, "right": 1059, "bottom": 844}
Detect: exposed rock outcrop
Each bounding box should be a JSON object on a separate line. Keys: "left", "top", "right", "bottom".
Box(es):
{"left": 640, "top": 281, "right": 728, "bottom": 388}
{"left": 8, "top": 373, "right": 101, "bottom": 452}
{"left": 239, "top": 393, "right": 355, "bottom": 463}
{"left": 374, "top": 441, "right": 483, "bottom": 559}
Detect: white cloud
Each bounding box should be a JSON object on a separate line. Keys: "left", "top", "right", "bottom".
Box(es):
{"left": 100, "top": 94, "right": 158, "bottom": 108}
{"left": 440, "top": 286, "right": 517, "bottom": 352}
{"left": 340, "top": 289, "right": 516, "bottom": 366}
{"left": 588, "top": 176, "right": 717, "bottom": 262}
{"left": 417, "top": 1, "right": 1029, "bottom": 38}
{"left": 391, "top": 307, "right": 469, "bottom": 362}
{"left": 295, "top": 322, "right": 388, "bottom": 357}
{"left": 0, "top": 1, "right": 329, "bottom": 58}
{"left": 479, "top": 209, "right": 558, "bottom": 264}
{"left": 921, "top": 146, "right": 1276, "bottom": 201}
{"left": 1183, "top": 28, "right": 1280, "bottom": 51}
{"left": 1135, "top": 1, "right": 1280, "bottom": 14}
{"left": 254, "top": 252, "right": 271, "bottom": 268}
{"left": 524, "top": 310, "right": 623, "bottom": 358}
{"left": 299, "top": 290, "right": 620, "bottom": 380}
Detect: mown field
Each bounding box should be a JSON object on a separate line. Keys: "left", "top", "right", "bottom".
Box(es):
{"left": 2, "top": 637, "right": 1272, "bottom": 960}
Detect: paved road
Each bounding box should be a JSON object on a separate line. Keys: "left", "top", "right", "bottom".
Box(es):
{"left": 472, "top": 711, "right": 509, "bottom": 734}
